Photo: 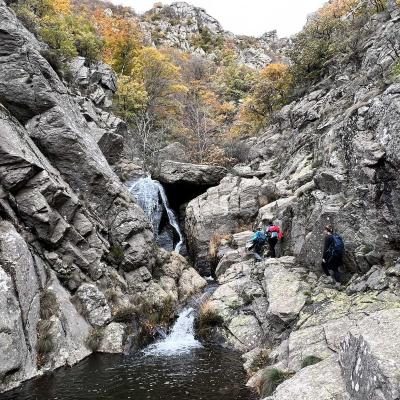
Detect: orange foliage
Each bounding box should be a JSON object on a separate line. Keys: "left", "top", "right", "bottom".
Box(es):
{"left": 92, "top": 10, "right": 142, "bottom": 74}
{"left": 51, "top": 0, "right": 71, "bottom": 14}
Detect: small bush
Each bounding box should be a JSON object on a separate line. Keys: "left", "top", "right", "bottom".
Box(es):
{"left": 301, "top": 355, "right": 323, "bottom": 369}
{"left": 104, "top": 288, "right": 119, "bottom": 304}
{"left": 393, "top": 59, "right": 400, "bottom": 77}
{"left": 249, "top": 349, "right": 270, "bottom": 373}
{"left": 208, "top": 233, "right": 233, "bottom": 265}
{"left": 260, "top": 368, "right": 290, "bottom": 397}
{"left": 40, "top": 289, "right": 59, "bottom": 320}
{"left": 113, "top": 305, "right": 137, "bottom": 323}
{"left": 85, "top": 327, "right": 104, "bottom": 351}
{"left": 37, "top": 320, "right": 55, "bottom": 355}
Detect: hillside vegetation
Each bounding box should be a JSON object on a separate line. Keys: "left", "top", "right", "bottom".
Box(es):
{"left": 11, "top": 0, "right": 396, "bottom": 167}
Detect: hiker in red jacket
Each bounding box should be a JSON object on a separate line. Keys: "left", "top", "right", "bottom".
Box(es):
{"left": 265, "top": 221, "right": 283, "bottom": 258}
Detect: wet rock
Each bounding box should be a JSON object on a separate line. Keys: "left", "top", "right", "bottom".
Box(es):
{"left": 178, "top": 267, "right": 207, "bottom": 301}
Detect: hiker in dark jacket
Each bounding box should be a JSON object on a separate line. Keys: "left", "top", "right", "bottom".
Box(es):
{"left": 266, "top": 221, "right": 283, "bottom": 258}
{"left": 322, "top": 224, "right": 343, "bottom": 283}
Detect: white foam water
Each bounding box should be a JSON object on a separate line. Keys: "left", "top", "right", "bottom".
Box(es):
{"left": 144, "top": 308, "right": 202, "bottom": 356}
{"left": 128, "top": 176, "right": 184, "bottom": 253}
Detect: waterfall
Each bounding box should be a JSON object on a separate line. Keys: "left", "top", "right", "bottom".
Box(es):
{"left": 128, "top": 176, "right": 184, "bottom": 253}
{"left": 144, "top": 307, "right": 202, "bottom": 356}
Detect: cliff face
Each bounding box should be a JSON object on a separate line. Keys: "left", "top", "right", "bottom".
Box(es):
{"left": 186, "top": 2, "right": 400, "bottom": 275}
{"left": 184, "top": 2, "right": 400, "bottom": 398}
{"left": 0, "top": 0, "right": 205, "bottom": 392}
{"left": 140, "top": 1, "right": 289, "bottom": 69}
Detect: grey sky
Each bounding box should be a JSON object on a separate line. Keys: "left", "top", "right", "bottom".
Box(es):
{"left": 109, "top": 0, "right": 327, "bottom": 37}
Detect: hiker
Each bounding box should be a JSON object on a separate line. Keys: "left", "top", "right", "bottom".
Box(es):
{"left": 249, "top": 228, "right": 268, "bottom": 261}
{"left": 321, "top": 224, "right": 344, "bottom": 284}
{"left": 265, "top": 221, "right": 283, "bottom": 258}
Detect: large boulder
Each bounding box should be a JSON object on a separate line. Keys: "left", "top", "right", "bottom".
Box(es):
{"left": 340, "top": 309, "right": 400, "bottom": 400}
{"left": 263, "top": 357, "right": 350, "bottom": 400}
{"left": 185, "top": 175, "right": 264, "bottom": 273}
{"left": 153, "top": 160, "right": 227, "bottom": 186}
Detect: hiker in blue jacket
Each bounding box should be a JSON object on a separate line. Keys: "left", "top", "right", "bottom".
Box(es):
{"left": 322, "top": 224, "right": 344, "bottom": 284}
{"left": 250, "top": 229, "right": 268, "bottom": 261}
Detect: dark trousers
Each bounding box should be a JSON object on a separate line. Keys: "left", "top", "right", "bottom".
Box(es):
{"left": 253, "top": 243, "right": 264, "bottom": 261}
{"left": 322, "top": 258, "right": 341, "bottom": 283}
{"left": 268, "top": 237, "right": 278, "bottom": 258}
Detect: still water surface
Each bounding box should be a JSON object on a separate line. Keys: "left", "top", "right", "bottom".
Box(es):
{"left": 3, "top": 308, "right": 256, "bottom": 400}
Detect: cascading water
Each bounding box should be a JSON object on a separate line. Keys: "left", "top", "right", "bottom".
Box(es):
{"left": 144, "top": 307, "right": 202, "bottom": 356}
{"left": 128, "top": 176, "right": 184, "bottom": 253}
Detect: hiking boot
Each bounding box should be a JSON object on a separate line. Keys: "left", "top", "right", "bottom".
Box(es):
{"left": 320, "top": 275, "right": 334, "bottom": 285}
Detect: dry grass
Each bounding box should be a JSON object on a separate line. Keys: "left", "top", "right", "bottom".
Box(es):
{"left": 112, "top": 305, "right": 137, "bottom": 323}
{"left": 197, "top": 301, "right": 223, "bottom": 338}
{"left": 85, "top": 327, "right": 104, "bottom": 351}
{"left": 208, "top": 232, "right": 233, "bottom": 263}
{"left": 260, "top": 368, "right": 292, "bottom": 397}
{"left": 40, "top": 289, "right": 59, "bottom": 320}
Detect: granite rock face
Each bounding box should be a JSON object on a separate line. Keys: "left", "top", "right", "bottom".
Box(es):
{"left": 185, "top": 4, "right": 400, "bottom": 277}
{"left": 0, "top": 2, "right": 206, "bottom": 392}
{"left": 140, "top": 2, "right": 289, "bottom": 69}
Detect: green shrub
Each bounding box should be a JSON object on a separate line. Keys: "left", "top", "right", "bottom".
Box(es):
{"left": 85, "top": 327, "right": 104, "bottom": 351}
{"left": 301, "top": 355, "right": 323, "bottom": 369}
{"left": 40, "top": 289, "right": 59, "bottom": 320}
{"left": 393, "top": 59, "right": 400, "bottom": 77}
{"left": 260, "top": 368, "right": 290, "bottom": 397}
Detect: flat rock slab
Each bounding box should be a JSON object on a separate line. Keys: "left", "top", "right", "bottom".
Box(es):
{"left": 153, "top": 160, "right": 227, "bottom": 185}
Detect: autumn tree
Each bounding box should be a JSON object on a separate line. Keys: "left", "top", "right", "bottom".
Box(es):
{"left": 92, "top": 10, "right": 142, "bottom": 74}
{"left": 115, "top": 47, "right": 187, "bottom": 168}
{"left": 13, "top": 0, "right": 103, "bottom": 62}
{"left": 231, "top": 63, "right": 292, "bottom": 136}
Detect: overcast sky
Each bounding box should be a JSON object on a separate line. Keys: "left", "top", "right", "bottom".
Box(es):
{"left": 109, "top": 0, "right": 327, "bottom": 37}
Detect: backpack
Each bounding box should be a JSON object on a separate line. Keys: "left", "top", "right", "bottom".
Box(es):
{"left": 253, "top": 230, "right": 267, "bottom": 245}
{"left": 329, "top": 234, "right": 344, "bottom": 258}
{"left": 267, "top": 225, "right": 283, "bottom": 240}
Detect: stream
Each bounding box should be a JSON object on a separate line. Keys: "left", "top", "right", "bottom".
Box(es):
{"left": 2, "top": 179, "right": 257, "bottom": 400}
{"left": 3, "top": 308, "right": 256, "bottom": 400}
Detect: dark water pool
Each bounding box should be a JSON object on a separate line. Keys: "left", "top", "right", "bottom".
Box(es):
{"left": 2, "top": 347, "right": 257, "bottom": 400}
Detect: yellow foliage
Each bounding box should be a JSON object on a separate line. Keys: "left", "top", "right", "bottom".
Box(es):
{"left": 231, "top": 62, "right": 292, "bottom": 136}
{"left": 51, "top": 0, "right": 71, "bottom": 14}
{"left": 92, "top": 10, "right": 142, "bottom": 74}
{"left": 318, "top": 0, "right": 358, "bottom": 18}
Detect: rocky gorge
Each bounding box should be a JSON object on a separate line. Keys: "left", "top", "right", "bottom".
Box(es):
{"left": 1, "top": 0, "right": 400, "bottom": 399}
{"left": 0, "top": 1, "right": 207, "bottom": 393}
